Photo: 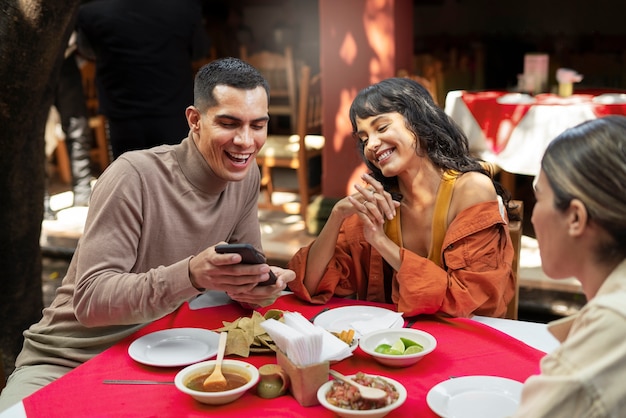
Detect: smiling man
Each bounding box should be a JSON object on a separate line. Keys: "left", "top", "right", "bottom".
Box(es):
{"left": 0, "top": 58, "right": 295, "bottom": 412}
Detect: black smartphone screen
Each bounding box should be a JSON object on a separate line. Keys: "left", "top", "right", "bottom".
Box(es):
{"left": 214, "top": 244, "right": 277, "bottom": 286}
{"left": 215, "top": 243, "right": 266, "bottom": 263}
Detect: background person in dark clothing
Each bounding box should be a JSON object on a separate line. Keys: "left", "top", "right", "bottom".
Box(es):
{"left": 77, "top": 0, "right": 210, "bottom": 159}
{"left": 45, "top": 32, "right": 94, "bottom": 217}
{"left": 55, "top": 46, "right": 94, "bottom": 207}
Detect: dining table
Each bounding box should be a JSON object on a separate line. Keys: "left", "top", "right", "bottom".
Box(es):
{"left": 444, "top": 89, "right": 626, "bottom": 177}
{"left": 1, "top": 292, "right": 556, "bottom": 418}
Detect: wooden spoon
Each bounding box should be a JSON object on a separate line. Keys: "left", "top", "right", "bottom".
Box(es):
{"left": 203, "top": 331, "right": 228, "bottom": 390}
{"left": 329, "top": 370, "right": 386, "bottom": 401}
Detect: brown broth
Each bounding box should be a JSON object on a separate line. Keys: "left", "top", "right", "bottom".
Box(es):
{"left": 186, "top": 371, "right": 249, "bottom": 392}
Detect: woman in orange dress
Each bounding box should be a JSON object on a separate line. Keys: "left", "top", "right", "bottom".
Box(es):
{"left": 288, "top": 77, "right": 516, "bottom": 318}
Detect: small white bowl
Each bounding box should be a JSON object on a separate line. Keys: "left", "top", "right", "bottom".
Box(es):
{"left": 359, "top": 328, "right": 437, "bottom": 368}
{"left": 317, "top": 373, "right": 407, "bottom": 418}
{"left": 174, "top": 359, "right": 259, "bottom": 405}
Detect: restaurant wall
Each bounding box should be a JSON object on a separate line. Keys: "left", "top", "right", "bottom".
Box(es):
{"left": 234, "top": 0, "right": 414, "bottom": 199}
{"left": 412, "top": 0, "right": 626, "bottom": 89}
{"left": 229, "top": 0, "right": 626, "bottom": 91}
{"left": 319, "top": 0, "right": 414, "bottom": 198}
{"left": 413, "top": 0, "right": 626, "bottom": 37}
{"left": 233, "top": 0, "right": 321, "bottom": 72}
{"left": 218, "top": 0, "right": 625, "bottom": 205}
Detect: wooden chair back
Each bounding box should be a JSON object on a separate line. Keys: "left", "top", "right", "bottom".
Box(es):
{"left": 505, "top": 200, "right": 524, "bottom": 320}
{"left": 256, "top": 65, "right": 324, "bottom": 224}
{"left": 79, "top": 60, "right": 111, "bottom": 172}
{"left": 240, "top": 46, "right": 297, "bottom": 132}
{"left": 397, "top": 69, "right": 439, "bottom": 106}
{"left": 79, "top": 60, "right": 99, "bottom": 116}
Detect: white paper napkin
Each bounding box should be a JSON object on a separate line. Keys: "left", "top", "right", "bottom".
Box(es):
{"left": 261, "top": 312, "right": 353, "bottom": 366}
{"left": 350, "top": 311, "right": 404, "bottom": 336}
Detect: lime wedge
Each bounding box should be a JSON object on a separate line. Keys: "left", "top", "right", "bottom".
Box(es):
{"left": 374, "top": 344, "right": 392, "bottom": 354}
{"left": 374, "top": 342, "right": 404, "bottom": 355}
{"left": 390, "top": 339, "right": 405, "bottom": 353}
{"left": 400, "top": 337, "right": 419, "bottom": 348}
{"left": 403, "top": 344, "right": 424, "bottom": 355}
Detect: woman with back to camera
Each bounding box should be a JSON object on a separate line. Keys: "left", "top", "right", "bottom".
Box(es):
{"left": 287, "top": 77, "right": 516, "bottom": 318}
{"left": 512, "top": 115, "right": 626, "bottom": 417}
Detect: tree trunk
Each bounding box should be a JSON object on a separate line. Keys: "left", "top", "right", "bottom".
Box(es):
{"left": 0, "top": 0, "right": 80, "bottom": 379}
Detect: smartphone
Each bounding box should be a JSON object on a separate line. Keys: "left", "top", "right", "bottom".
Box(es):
{"left": 215, "top": 243, "right": 278, "bottom": 286}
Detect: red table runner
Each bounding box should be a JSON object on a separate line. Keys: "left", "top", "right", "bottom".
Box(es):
{"left": 23, "top": 295, "right": 546, "bottom": 417}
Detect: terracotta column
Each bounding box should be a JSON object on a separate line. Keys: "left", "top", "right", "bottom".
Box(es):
{"left": 318, "top": 0, "right": 413, "bottom": 198}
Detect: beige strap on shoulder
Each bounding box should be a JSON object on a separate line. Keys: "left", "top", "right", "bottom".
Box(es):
{"left": 428, "top": 170, "right": 458, "bottom": 266}
{"left": 384, "top": 170, "right": 458, "bottom": 267}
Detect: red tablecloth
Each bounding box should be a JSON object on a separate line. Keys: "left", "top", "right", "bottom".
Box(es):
{"left": 460, "top": 90, "right": 626, "bottom": 155}
{"left": 22, "top": 295, "right": 546, "bottom": 417}
{"left": 460, "top": 91, "right": 532, "bottom": 153}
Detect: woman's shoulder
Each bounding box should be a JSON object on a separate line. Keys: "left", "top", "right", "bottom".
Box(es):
{"left": 450, "top": 171, "right": 497, "bottom": 217}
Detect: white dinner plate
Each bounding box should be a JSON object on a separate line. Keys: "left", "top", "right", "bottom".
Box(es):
{"left": 427, "top": 376, "right": 523, "bottom": 418}
{"left": 128, "top": 328, "right": 220, "bottom": 367}
{"left": 496, "top": 93, "right": 535, "bottom": 105}
{"left": 313, "top": 306, "right": 404, "bottom": 337}
{"left": 592, "top": 93, "right": 626, "bottom": 104}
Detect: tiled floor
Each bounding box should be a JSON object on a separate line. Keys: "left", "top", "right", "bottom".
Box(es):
{"left": 42, "top": 176, "right": 586, "bottom": 323}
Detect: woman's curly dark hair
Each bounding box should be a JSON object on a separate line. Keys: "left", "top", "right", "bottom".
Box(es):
{"left": 349, "top": 77, "right": 516, "bottom": 220}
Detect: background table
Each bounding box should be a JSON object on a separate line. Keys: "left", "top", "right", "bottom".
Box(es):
{"left": 445, "top": 89, "right": 626, "bottom": 177}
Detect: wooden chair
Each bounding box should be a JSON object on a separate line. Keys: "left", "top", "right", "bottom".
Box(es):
{"left": 240, "top": 45, "right": 297, "bottom": 132}
{"left": 256, "top": 65, "right": 324, "bottom": 223}
{"left": 53, "top": 137, "right": 72, "bottom": 184}
{"left": 412, "top": 54, "right": 445, "bottom": 106}
{"left": 505, "top": 200, "right": 524, "bottom": 320}
{"left": 80, "top": 60, "right": 99, "bottom": 116}
{"left": 79, "top": 60, "right": 111, "bottom": 173}
{"left": 397, "top": 69, "right": 439, "bottom": 106}
{"left": 44, "top": 104, "right": 70, "bottom": 184}
{"left": 49, "top": 114, "right": 110, "bottom": 184}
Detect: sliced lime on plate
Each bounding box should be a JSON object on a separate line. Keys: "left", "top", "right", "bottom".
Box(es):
{"left": 374, "top": 344, "right": 392, "bottom": 354}
{"left": 400, "top": 337, "right": 418, "bottom": 348}
{"left": 390, "top": 339, "right": 405, "bottom": 353}
{"left": 404, "top": 344, "right": 424, "bottom": 355}
{"left": 374, "top": 343, "right": 403, "bottom": 355}
{"left": 374, "top": 338, "right": 424, "bottom": 356}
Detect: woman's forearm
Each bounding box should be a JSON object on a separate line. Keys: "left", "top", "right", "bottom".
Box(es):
{"left": 303, "top": 209, "right": 346, "bottom": 294}
{"left": 370, "top": 234, "right": 402, "bottom": 271}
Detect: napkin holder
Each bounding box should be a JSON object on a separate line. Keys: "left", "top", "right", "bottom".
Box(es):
{"left": 276, "top": 349, "right": 329, "bottom": 407}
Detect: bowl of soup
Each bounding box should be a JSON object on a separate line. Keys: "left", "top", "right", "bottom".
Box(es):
{"left": 174, "top": 359, "right": 259, "bottom": 405}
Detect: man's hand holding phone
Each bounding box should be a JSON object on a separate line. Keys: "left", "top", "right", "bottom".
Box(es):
{"left": 214, "top": 243, "right": 278, "bottom": 286}
{"left": 188, "top": 242, "right": 294, "bottom": 308}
